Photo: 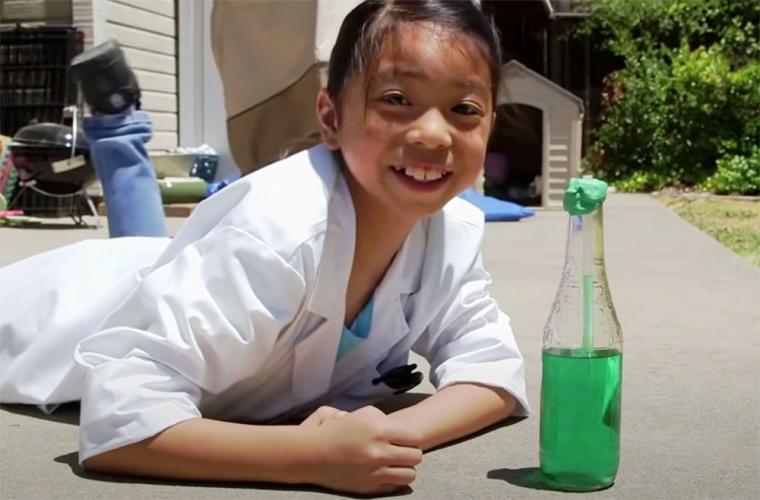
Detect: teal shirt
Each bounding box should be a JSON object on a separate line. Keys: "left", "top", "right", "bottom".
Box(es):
{"left": 336, "top": 296, "right": 374, "bottom": 360}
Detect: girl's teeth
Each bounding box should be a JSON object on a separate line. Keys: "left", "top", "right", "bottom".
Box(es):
{"left": 424, "top": 170, "right": 444, "bottom": 181}
{"left": 399, "top": 166, "right": 446, "bottom": 182}
{"left": 409, "top": 167, "right": 426, "bottom": 181}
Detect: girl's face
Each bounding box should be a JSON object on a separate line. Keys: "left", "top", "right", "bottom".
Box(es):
{"left": 319, "top": 22, "right": 495, "bottom": 224}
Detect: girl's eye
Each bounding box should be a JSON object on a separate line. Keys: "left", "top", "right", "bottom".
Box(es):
{"left": 380, "top": 92, "right": 411, "bottom": 106}
{"left": 452, "top": 103, "right": 484, "bottom": 116}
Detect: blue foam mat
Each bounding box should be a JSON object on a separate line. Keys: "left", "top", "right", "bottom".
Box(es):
{"left": 458, "top": 188, "right": 535, "bottom": 222}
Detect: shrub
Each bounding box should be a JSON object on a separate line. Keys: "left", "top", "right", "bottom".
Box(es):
{"left": 700, "top": 148, "right": 760, "bottom": 195}
{"left": 579, "top": 0, "right": 759, "bottom": 192}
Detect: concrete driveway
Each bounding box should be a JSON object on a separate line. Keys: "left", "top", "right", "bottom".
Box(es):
{"left": 1, "top": 193, "right": 758, "bottom": 499}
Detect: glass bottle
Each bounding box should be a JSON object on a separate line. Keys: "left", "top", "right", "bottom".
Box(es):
{"left": 539, "top": 189, "right": 623, "bottom": 491}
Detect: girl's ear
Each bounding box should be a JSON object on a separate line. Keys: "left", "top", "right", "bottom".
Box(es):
{"left": 316, "top": 88, "right": 340, "bottom": 150}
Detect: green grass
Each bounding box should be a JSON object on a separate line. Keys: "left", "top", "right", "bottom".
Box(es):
{"left": 658, "top": 195, "right": 760, "bottom": 268}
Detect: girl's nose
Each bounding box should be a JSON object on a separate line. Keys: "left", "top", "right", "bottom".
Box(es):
{"left": 405, "top": 108, "right": 453, "bottom": 149}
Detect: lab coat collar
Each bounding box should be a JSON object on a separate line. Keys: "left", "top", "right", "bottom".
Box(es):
{"left": 305, "top": 155, "right": 356, "bottom": 319}
{"left": 292, "top": 151, "right": 354, "bottom": 403}
{"left": 305, "top": 150, "right": 423, "bottom": 317}
{"left": 330, "top": 219, "right": 426, "bottom": 386}
{"left": 292, "top": 152, "right": 426, "bottom": 402}
{"left": 293, "top": 218, "right": 426, "bottom": 403}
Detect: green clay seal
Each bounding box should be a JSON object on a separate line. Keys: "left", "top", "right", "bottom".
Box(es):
{"left": 563, "top": 177, "right": 608, "bottom": 215}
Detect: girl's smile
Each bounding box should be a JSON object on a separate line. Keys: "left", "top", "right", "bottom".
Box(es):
{"left": 319, "top": 21, "right": 495, "bottom": 227}
{"left": 390, "top": 164, "right": 452, "bottom": 191}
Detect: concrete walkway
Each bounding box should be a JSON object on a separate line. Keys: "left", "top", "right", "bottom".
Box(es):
{"left": 1, "top": 194, "right": 758, "bottom": 499}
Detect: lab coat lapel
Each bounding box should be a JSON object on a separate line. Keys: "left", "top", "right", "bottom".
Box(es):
{"left": 291, "top": 166, "right": 355, "bottom": 402}
{"left": 330, "top": 220, "right": 426, "bottom": 386}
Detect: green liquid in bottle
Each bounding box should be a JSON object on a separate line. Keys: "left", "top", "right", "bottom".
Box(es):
{"left": 540, "top": 347, "right": 622, "bottom": 491}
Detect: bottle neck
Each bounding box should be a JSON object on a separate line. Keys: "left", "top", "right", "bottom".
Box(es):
{"left": 567, "top": 207, "right": 606, "bottom": 272}
{"left": 543, "top": 205, "right": 622, "bottom": 353}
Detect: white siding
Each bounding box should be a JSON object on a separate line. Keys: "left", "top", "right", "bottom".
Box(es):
{"left": 150, "top": 112, "right": 178, "bottom": 131}
{"left": 72, "top": 0, "right": 94, "bottom": 48}
{"left": 150, "top": 131, "right": 180, "bottom": 150}
{"left": 107, "top": 24, "right": 176, "bottom": 55}
{"left": 110, "top": 0, "right": 174, "bottom": 18}
{"left": 0, "top": 0, "right": 71, "bottom": 23}
{"left": 104, "top": 1, "right": 175, "bottom": 36}
{"left": 102, "top": 0, "right": 178, "bottom": 150}
{"left": 133, "top": 70, "right": 176, "bottom": 93}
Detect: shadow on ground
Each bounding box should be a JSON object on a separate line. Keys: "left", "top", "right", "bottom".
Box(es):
{"left": 54, "top": 451, "right": 413, "bottom": 498}
{"left": 428, "top": 415, "right": 527, "bottom": 453}
{"left": 1, "top": 402, "right": 80, "bottom": 425}
{"left": 4, "top": 394, "right": 433, "bottom": 497}
{"left": 6, "top": 392, "right": 528, "bottom": 496}
{"left": 488, "top": 467, "right": 614, "bottom": 493}
{"left": 1, "top": 392, "right": 429, "bottom": 428}
{"left": 0, "top": 222, "right": 98, "bottom": 230}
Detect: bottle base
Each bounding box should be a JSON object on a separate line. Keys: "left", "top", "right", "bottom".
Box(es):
{"left": 539, "top": 471, "right": 615, "bottom": 492}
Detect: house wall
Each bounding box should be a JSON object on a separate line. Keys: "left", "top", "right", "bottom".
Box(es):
{"left": 177, "top": 0, "right": 238, "bottom": 179}
{"left": 72, "top": 0, "right": 94, "bottom": 48}
{"left": 0, "top": 0, "right": 71, "bottom": 23}
{"left": 73, "top": 0, "right": 177, "bottom": 151}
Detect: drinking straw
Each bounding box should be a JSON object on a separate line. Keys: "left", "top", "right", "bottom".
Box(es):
{"left": 564, "top": 176, "right": 608, "bottom": 354}
{"left": 582, "top": 213, "right": 594, "bottom": 353}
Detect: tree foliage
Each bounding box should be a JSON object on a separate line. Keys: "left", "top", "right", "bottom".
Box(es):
{"left": 578, "top": 0, "right": 760, "bottom": 194}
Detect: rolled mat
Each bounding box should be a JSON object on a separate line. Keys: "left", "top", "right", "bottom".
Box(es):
{"left": 157, "top": 177, "right": 209, "bottom": 204}
{"left": 458, "top": 188, "right": 535, "bottom": 222}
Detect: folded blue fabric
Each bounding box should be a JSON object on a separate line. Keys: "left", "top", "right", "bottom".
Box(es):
{"left": 458, "top": 188, "right": 535, "bottom": 222}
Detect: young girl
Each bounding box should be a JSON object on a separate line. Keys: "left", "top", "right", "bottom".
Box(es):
{"left": 0, "top": 0, "right": 528, "bottom": 494}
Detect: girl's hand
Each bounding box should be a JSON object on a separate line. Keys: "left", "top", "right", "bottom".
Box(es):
{"left": 306, "top": 405, "right": 423, "bottom": 495}
{"left": 299, "top": 405, "right": 349, "bottom": 427}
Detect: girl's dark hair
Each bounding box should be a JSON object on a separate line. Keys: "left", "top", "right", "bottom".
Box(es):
{"left": 327, "top": 0, "right": 502, "bottom": 104}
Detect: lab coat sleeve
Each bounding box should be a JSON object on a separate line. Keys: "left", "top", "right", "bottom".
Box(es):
{"left": 413, "top": 252, "right": 530, "bottom": 416}
{"left": 74, "top": 226, "right": 307, "bottom": 463}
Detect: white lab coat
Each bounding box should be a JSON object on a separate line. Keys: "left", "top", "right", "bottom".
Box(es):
{"left": 0, "top": 145, "right": 528, "bottom": 463}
